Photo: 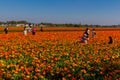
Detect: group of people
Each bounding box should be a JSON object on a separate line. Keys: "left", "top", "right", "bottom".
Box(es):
{"left": 23, "top": 26, "right": 36, "bottom": 36}
{"left": 80, "top": 28, "right": 113, "bottom": 44}
{"left": 3, "top": 24, "right": 37, "bottom": 36}
{"left": 81, "top": 28, "right": 96, "bottom": 44}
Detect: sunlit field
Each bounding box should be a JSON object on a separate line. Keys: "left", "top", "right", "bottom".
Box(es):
{"left": 0, "top": 28, "right": 120, "bottom": 80}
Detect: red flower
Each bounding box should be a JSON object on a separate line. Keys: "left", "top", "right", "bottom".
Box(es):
{"left": 71, "top": 77, "right": 76, "bottom": 80}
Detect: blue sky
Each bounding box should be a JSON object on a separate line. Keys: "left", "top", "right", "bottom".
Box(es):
{"left": 0, "top": 0, "right": 120, "bottom": 25}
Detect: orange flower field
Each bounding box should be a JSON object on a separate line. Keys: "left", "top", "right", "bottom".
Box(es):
{"left": 0, "top": 28, "right": 120, "bottom": 80}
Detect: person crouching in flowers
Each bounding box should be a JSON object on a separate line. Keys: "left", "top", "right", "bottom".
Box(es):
{"left": 108, "top": 36, "right": 113, "bottom": 44}
{"left": 81, "top": 34, "right": 87, "bottom": 44}
{"left": 84, "top": 28, "right": 90, "bottom": 40}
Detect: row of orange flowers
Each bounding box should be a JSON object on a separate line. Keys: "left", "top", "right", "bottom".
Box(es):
{"left": 0, "top": 27, "right": 120, "bottom": 31}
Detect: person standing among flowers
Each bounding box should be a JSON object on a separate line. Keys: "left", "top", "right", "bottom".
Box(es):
{"left": 4, "top": 25, "right": 8, "bottom": 34}
{"left": 92, "top": 28, "right": 96, "bottom": 38}
{"left": 40, "top": 27, "right": 43, "bottom": 32}
{"left": 23, "top": 26, "right": 27, "bottom": 36}
{"left": 32, "top": 27, "right": 36, "bottom": 35}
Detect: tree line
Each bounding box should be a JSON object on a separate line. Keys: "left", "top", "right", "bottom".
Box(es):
{"left": 0, "top": 21, "right": 120, "bottom": 28}
{"left": 0, "top": 21, "right": 28, "bottom": 25}
{"left": 41, "top": 22, "right": 120, "bottom": 28}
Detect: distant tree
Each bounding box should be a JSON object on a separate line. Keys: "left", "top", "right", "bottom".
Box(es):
{"left": 0, "top": 22, "right": 5, "bottom": 25}
{"left": 7, "top": 21, "right": 17, "bottom": 24}
{"left": 74, "top": 24, "right": 80, "bottom": 27}
{"left": 17, "top": 21, "right": 28, "bottom": 24}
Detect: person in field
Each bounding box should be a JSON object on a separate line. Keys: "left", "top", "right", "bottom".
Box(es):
{"left": 28, "top": 26, "right": 32, "bottom": 32}
{"left": 4, "top": 26, "right": 8, "bottom": 34}
{"left": 92, "top": 28, "right": 96, "bottom": 38}
{"left": 32, "top": 27, "right": 36, "bottom": 35}
{"left": 84, "top": 28, "right": 90, "bottom": 40}
{"left": 23, "top": 26, "right": 27, "bottom": 36}
{"left": 81, "top": 34, "right": 87, "bottom": 44}
{"left": 108, "top": 36, "right": 113, "bottom": 44}
{"left": 40, "top": 27, "right": 43, "bottom": 32}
